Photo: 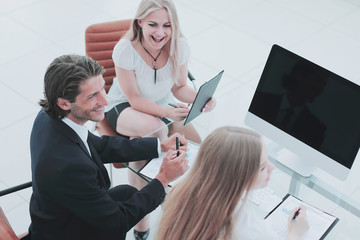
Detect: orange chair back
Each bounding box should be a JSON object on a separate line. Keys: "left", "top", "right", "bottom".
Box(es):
{"left": 85, "top": 19, "right": 132, "bottom": 168}
{"left": 85, "top": 19, "right": 131, "bottom": 92}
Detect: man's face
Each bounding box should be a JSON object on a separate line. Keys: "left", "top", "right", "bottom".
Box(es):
{"left": 65, "top": 75, "right": 108, "bottom": 125}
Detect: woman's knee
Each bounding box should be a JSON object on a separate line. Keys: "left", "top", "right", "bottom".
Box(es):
{"left": 137, "top": 117, "right": 165, "bottom": 136}
{"left": 116, "top": 110, "right": 165, "bottom": 137}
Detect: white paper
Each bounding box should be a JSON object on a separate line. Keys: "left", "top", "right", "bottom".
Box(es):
{"left": 265, "top": 194, "right": 337, "bottom": 240}
{"left": 140, "top": 142, "right": 200, "bottom": 186}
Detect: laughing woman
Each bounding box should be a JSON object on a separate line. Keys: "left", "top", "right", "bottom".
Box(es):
{"left": 104, "top": 0, "right": 215, "bottom": 239}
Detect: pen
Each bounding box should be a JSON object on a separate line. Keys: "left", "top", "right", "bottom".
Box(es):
{"left": 176, "top": 137, "right": 180, "bottom": 157}
{"left": 168, "top": 103, "right": 180, "bottom": 108}
{"left": 290, "top": 208, "right": 301, "bottom": 223}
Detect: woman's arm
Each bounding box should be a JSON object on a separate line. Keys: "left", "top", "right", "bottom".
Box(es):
{"left": 171, "top": 62, "right": 197, "bottom": 103}
{"left": 116, "top": 66, "right": 188, "bottom": 121}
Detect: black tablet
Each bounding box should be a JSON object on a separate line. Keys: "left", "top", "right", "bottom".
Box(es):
{"left": 184, "top": 70, "right": 224, "bottom": 125}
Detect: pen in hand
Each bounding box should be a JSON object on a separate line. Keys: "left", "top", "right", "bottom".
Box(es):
{"left": 176, "top": 137, "right": 180, "bottom": 157}
{"left": 290, "top": 208, "right": 301, "bottom": 223}
{"left": 168, "top": 103, "right": 180, "bottom": 108}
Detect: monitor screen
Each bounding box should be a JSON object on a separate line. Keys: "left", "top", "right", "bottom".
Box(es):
{"left": 246, "top": 44, "right": 360, "bottom": 180}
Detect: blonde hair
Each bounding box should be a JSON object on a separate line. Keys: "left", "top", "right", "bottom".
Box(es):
{"left": 126, "top": 0, "right": 183, "bottom": 84}
{"left": 156, "top": 126, "right": 263, "bottom": 240}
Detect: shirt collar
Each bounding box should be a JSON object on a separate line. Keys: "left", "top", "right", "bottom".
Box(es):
{"left": 62, "top": 117, "right": 89, "bottom": 143}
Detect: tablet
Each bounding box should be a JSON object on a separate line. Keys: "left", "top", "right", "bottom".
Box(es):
{"left": 184, "top": 70, "right": 224, "bottom": 125}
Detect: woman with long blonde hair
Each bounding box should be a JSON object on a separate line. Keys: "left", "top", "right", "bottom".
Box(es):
{"left": 157, "top": 126, "right": 308, "bottom": 240}
{"left": 104, "top": 1, "right": 216, "bottom": 239}
{"left": 105, "top": 0, "right": 216, "bottom": 144}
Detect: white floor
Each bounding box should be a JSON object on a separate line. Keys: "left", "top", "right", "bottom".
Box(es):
{"left": 1, "top": 0, "right": 360, "bottom": 239}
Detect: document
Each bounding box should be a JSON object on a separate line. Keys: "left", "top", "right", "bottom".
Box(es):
{"left": 264, "top": 194, "right": 339, "bottom": 240}
{"left": 140, "top": 142, "right": 200, "bottom": 186}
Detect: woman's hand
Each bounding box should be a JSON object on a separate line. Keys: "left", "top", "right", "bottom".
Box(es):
{"left": 165, "top": 103, "right": 189, "bottom": 121}
{"left": 286, "top": 206, "right": 309, "bottom": 240}
{"left": 202, "top": 97, "right": 216, "bottom": 113}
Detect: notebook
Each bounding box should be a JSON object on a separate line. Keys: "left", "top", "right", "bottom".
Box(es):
{"left": 183, "top": 70, "right": 224, "bottom": 125}
{"left": 264, "top": 194, "right": 339, "bottom": 239}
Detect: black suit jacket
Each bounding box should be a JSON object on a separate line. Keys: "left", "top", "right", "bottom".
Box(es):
{"left": 28, "top": 110, "right": 165, "bottom": 240}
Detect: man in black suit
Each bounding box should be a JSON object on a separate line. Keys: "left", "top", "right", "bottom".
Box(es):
{"left": 28, "top": 55, "right": 189, "bottom": 240}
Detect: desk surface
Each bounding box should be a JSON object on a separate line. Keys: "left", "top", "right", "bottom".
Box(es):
{"left": 140, "top": 120, "right": 360, "bottom": 239}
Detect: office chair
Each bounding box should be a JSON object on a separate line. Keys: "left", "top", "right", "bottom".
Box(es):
{"left": 85, "top": 19, "right": 131, "bottom": 169}
{"left": 0, "top": 207, "right": 19, "bottom": 240}
{"left": 85, "top": 19, "right": 196, "bottom": 169}
{"left": 0, "top": 182, "right": 32, "bottom": 240}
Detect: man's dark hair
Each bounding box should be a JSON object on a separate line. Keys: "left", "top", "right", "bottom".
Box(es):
{"left": 39, "top": 55, "right": 105, "bottom": 119}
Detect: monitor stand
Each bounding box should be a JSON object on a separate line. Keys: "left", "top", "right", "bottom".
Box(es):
{"left": 276, "top": 148, "right": 315, "bottom": 177}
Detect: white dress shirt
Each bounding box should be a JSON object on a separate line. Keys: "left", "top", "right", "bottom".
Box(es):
{"left": 231, "top": 202, "right": 280, "bottom": 240}
{"left": 62, "top": 117, "right": 91, "bottom": 156}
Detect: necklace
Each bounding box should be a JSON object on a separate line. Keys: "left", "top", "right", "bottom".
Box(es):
{"left": 140, "top": 39, "right": 163, "bottom": 84}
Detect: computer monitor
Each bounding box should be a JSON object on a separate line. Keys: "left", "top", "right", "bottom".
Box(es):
{"left": 245, "top": 44, "right": 360, "bottom": 181}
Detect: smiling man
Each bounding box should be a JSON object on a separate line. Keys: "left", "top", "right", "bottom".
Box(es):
{"left": 28, "top": 54, "right": 189, "bottom": 240}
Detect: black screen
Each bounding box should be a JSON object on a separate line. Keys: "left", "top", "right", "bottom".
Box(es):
{"left": 249, "top": 45, "right": 360, "bottom": 169}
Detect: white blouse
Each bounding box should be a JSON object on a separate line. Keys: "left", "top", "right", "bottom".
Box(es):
{"left": 231, "top": 202, "right": 279, "bottom": 240}
{"left": 105, "top": 37, "right": 190, "bottom": 112}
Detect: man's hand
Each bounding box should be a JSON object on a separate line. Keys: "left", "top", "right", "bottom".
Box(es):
{"left": 160, "top": 133, "right": 187, "bottom": 152}
{"left": 155, "top": 150, "right": 189, "bottom": 189}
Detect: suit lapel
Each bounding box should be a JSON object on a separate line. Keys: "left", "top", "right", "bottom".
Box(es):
{"left": 54, "top": 119, "right": 110, "bottom": 189}
{"left": 87, "top": 136, "right": 111, "bottom": 189}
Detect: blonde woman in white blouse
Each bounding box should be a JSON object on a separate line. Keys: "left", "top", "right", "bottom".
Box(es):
{"left": 104, "top": 0, "right": 215, "bottom": 239}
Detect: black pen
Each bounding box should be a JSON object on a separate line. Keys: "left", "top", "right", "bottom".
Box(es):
{"left": 290, "top": 208, "right": 301, "bottom": 223}
{"left": 176, "top": 137, "right": 180, "bottom": 157}
{"left": 168, "top": 103, "right": 180, "bottom": 108}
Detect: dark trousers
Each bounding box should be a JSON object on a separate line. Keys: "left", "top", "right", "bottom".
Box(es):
{"left": 26, "top": 185, "right": 139, "bottom": 240}
{"left": 98, "top": 185, "right": 139, "bottom": 240}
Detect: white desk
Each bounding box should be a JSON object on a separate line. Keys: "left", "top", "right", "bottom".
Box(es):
{"left": 131, "top": 122, "right": 360, "bottom": 239}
